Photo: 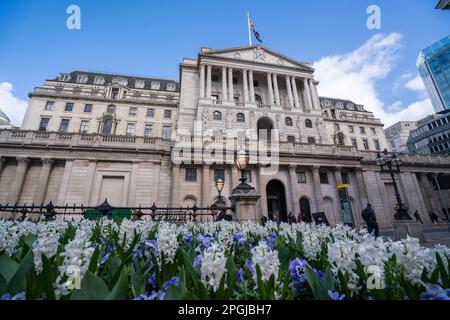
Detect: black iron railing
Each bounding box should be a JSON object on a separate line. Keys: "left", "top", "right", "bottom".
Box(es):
{"left": 0, "top": 199, "right": 235, "bottom": 222}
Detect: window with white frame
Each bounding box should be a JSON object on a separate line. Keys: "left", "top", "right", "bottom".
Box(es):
{"left": 113, "top": 77, "right": 128, "bottom": 86}
{"left": 126, "top": 123, "right": 136, "bottom": 136}
{"left": 129, "top": 107, "right": 138, "bottom": 116}
{"left": 167, "top": 83, "right": 176, "bottom": 91}
{"left": 59, "top": 119, "right": 70, "bottom": 132}
{"left": 147, "top": 109, "right": 155, "bottom": 117}
{"left": 59, "top": 74, "right": 71, "bottom": 82}
{"left": 76, "top": 75, "right": 89, "bottom": 84}
{"left": 39, "top": 118, "right": 50, "bottom": 131}
{"left": 297, "top": 172, "right": 307, "bottom": 183}
{"left": 151, "top": 81, "right": 161, "bottom": 90}
{"left": 135, "top": 80, "right": 145, "bottom": 89}
{"left": 94, "top": 76, "right": 105, "bottom": 85}
{"left": 162, "top": 126, "right": 171, "bottom": 140}
{"left": 79, "top": 120, "right": 89, "bottom": 134}
{"left": 144, "top": 124, "right": 153, "bottom": 137}
{"left": 45, "top": 101, "right": 55, "bottom": 111}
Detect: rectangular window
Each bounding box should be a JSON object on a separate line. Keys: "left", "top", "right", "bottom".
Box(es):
{"left": 351, "top": 138, "right": 357, "bottom": 148}
{"left": 287, "top": 135, "right": 295, "bottom": 143}
{"left": 370, "top": 127, "right": 376, "bottom": 135}
{"left": 129, "top": 107, "right": 138, "bottom": 116}
{"left": 79, "top": 120, "right": 89, "bottom": 134}
{"left": 319, "top": 172, "right": 329, "bottom": 184}
{"left": 211, "top": 75, "right": 219, "bottom": 82}
{"left": 111, "top": 88, "right": 119, "bottom": 100}
{"left": 185, "top": 168, "right": 197, "bottom": 182}
{"left": 211, "top": 95, "right": 219, "bottom": 103}
{"left": 45, "top": 101, "right": 55, "bottom": 111}
{"left": 135, "top": 80, "right": 145, "bottom": 89}
{"left": 144, "top": 124, "right": 153, "bottom": 137}
{"left": 253, "top": 80, "right": 259, "bottom": 87}
{"left": 297, "top": 172, "right": 307, "bottom": 184}
{"left": 126, "top": 123, "right": 136, "bottom": 136}
{"left": 360, "top": 127, "right": 366, "bottom": 134}
{"left": 107, "top": 105, "right": 116, "bottom": 113}
{"left": 76, "top": 75, "right": 88, "bottom": 83}
{"left": 348, "top": 126, "right": 354, "bottom": 133}
{"left": 162, "top": 126, "right": 171, "bottom": 140}
{"left": 94, "top": 76, "right": 105, "bottom": 85}
{"left": 214, "top": 169, "right": 225, "bottom": 182}
{"left": 59, "top": 74, "right": 71, "bottom": 82}
{"left": 341, "top": 173, "right": 350, "bottom": 184}
{"left": 243, "top": 170, "right": 252, "bottom": 183}
{"left": 147, "top": 109, "right": 155, "bottom": 117}
{"left": 167, "top": 83, "right": 176, "bottom": 91}
{"left": 373, "top": 139, "right": 380, "bottom": 151}
{"left": 164, "top": 110, "right": 172, "bottom": 119}
{"left": 84, "top": 104, "right": 93, "bottom": 113}
{"left": 151, "top": 81, "right": 161, "bottom": 90}
{"left": 59, "top": 119, "right": 70, "bottom": 132}
{"left": 65, "top": 103, "right": 74, "bottom": 112}
{"left": 362, "top": 139, "right": 369, "bottom": 150}
{"left": 39, "top": 118, "right": 50, "bottom": 131}
{"left": 307, "top": 137, "right": 316, "bottom": 144}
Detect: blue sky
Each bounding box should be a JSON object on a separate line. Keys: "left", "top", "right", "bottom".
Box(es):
{"left": 0, "top": 0, "right": 448, "bottom": 126}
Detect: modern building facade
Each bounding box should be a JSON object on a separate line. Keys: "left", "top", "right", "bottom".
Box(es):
{"left": 1, "top": 45, "right": 450, "bottom": 227}
{"left": 417, "top": 35, "right": 450, "bottom": 113}
{"left": 384, "top": 121, "right": 418, "bottom": 153}
{"left": 408, "top": 110, "right": 450, "bottom": 156}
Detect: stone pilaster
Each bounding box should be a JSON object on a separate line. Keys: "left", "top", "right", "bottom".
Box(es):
{"left": 286, "top": 75, "right": 294, "bottom": 108}
{"left": 288, "top": 165, "right": 300, "bottom": 214}
{"left": 312, "top": 165, "right": 324, "bottom": 212}
{"left": 171, "top": 165, "right": 181, "bottom": 207}
{"left": 228, "top": 68, "right": 234, "bottom": 101}
{"left": 221, "top": 67, "right": 227, "bottom": 101}
{"left": 199, "top": 64, "right": 205, "bottom": 98}
{"left": 7, "top": 157, "right": 30, "bottom": 204}
{"left": 242, "top": 69, "right": 249, "bottom": 103}
{"left": 206, "top": 65, "right": 212, "bottom": 99}
{"left": 202, "top": 165, "right": 210, "bottom": 208}
{"left": 33, "top": 158, "right": 54, "bottom": 205}
{"left": 291, "top": 76, "right": 300, "bottom": 109}
{"left": 249, "top": 71, "right": 255, "bottom": 103}
{"left": 273, "top": 74, "right": 280, "bottom": 106}
{"left": 303, "top": 78, "right": 313, "bottom": 110}
{"left": 266, "top": 73, "right": 274, "bottom": 106}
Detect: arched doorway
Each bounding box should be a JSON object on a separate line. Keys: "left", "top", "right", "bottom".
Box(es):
{"left": 257, "top": 117, "right": 273, "bottom": 142}
{"left": 266, "top": 180, "right": 287, "bottom": 222}
{"left": 299, "top": 197, "right": 312, "bottom": 222}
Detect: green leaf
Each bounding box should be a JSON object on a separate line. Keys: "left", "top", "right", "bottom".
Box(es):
{"left": 7, "top": 250, "right": 34, "bottom": 295}
{"left": 24, "top": 235, "right": 37, "bottom": 250}
{"left": 70, "top": 271, "right": 109, "bottom": 300}
{"left": 40, "top": 255, "right": 56, "bottom": 300}
{"left": 88, "top": 246, "right": 101, "bottom": 274}
{"left": 0, "top": 254, "right": 20, "bottom": 284}
{"left": 0, "top": 273, "right": 7, "bottom": 295}
{"left": 106, "top": 266, "right": 129, "bottom": 300}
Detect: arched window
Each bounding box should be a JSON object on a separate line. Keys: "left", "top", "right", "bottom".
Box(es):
{"left": 305, "top": 119, "right": 313, "bottom": 128}
{"left": 255, "top": 94, "right": 263, "bottom": 105}
{"left": 285, "top": 117, "right": 293, "bottom": 127}
{"left": 102, "top": 117, "right": 113, "bottom": 135}
{"left": 236, "top": 113, "right": 245, "bottom": 123}
{"left": 213, "top": 111, "right": 222, "bottom": 121}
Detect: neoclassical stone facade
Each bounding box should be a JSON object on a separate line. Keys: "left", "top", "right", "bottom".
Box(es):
{"left": 1, "top": 45, "right": 449, "bottom": 227}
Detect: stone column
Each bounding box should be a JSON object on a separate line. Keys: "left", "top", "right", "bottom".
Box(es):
{"left": 312, "top": 165, "right": 324, "bottom": 212}
{"left": 333, "top": 166, "right": 343, "bottom": 224}
{"left": 286, "top": 75, "right": 294, "bottom": 108}
{"left": 273, "top": 74, "right": 280, "bottom": 106}
{"left": 266, "top": 73, "right": 274, "bottom": 106}
{"left": 288, "top": 165, "right": 300, "bottom": 214}
{"left": 258, "top": 165, "right": 269, "bottom": 216}
{"left": 222, "top": 66, "right": 227, "bottom": 101}
{"left": 228, "top": 68, "right": 234, "bottom": 101}
{"left": 291, "top": 76, "right": 301, "bottom": 109}
{"left": 171, "top": 165, "right": 181, "bottom": 207}
{"left": 309, "top": 79, "right": 318, "bottom": 110}
{"left": 33, "top": 158, "right": 54, "bottom": 204}
{"left": 355, "top": 168, "right": 369, "bottom": 208}
{"left": 303, "top": 78, "right": 313, "bottom": 110}
{"left": 202, "top": 165, "right": 210, "bottom": 208}
{"left": 334, "top": 166, "right": 343, "bottom": 186}
{"left": 249, "top": 71, "right": 255, "bottom": 103}
{"left": 206, "top": 65, "right": 212, "bottom": 99}
{"left": 7, "top": 157, "right": 30, "bottom": 204}
{"left": 199, "top": 64, "right": 205, "bottom": 98}
{"left": 0, "top": 157, "right": 5, "bottom": 177}
{"left": 242, "top": 69, "right": 249, "bottom": 103}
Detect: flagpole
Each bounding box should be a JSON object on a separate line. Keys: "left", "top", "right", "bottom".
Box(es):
{"left": 247, "top": 12, "right": 252, "bottom": 46}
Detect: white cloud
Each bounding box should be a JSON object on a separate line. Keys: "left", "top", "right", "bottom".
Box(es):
{"left": 313, "top": 33, "right": 433, "bottom": 128}
{"left": 0, "top": 82, "right": 28, "bottom": 127}
{"left": 405, "top": 75, "right": 425, "bottom": 92}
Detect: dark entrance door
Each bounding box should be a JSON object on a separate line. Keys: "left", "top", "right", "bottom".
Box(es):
{"left": 299, "top": 197, "right": 312, "bottom": 223}
{"left": 266, "top": 180, "right": 287, "bottom": 222}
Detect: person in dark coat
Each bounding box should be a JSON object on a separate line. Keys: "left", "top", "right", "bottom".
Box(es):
{"left": 261, "top": 216, "right": 268, "bottom": 227}
{"left": 362, "top": 204, "right": 379, "bottom": 238}
{"left": 413, "top": 210, "right": 423, "bottom": 224}
{"left": 288, "top": 211, "right": 296, "bottom": 224}
{"left": 429, "top": 211, "right": 439, "bottom": 224}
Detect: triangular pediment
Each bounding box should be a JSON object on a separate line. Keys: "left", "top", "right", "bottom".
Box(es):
{"left": 201, "top": 45, "right": 314, "bottom": 72}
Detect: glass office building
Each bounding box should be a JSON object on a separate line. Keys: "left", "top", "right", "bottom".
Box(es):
{"left": 417, "top": 35, "right": 450, "bottom": 113}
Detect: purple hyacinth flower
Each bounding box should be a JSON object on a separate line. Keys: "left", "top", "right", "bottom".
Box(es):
{"left": 237, "top": 268, "right": 245, "bottom": 283}
{"left": 162, "top": 276, "right": 179, "bottom": 291}
{"left": 328, "top": 290, "right": 346, "bottom": 300}
{"left": 193, "top": 254, "right": 202, "bottom": 268}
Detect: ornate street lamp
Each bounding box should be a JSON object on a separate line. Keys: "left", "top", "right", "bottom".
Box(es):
{"left": 234, "top": 149, "right": 253, "bottom": 190}
{"left": 376, "top": 149, "right": 412, "bottom": 220}
{"left": 215, "top": 178, "right": 224, "bottom": 198}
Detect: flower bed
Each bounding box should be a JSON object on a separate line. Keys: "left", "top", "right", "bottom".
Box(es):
{"left": 0, "top": 218, "right": 449, "bottom": 300}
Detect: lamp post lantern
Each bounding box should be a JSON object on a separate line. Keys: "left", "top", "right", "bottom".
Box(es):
{"left": 376, "top": 149, "right": 412, "bottom": 221}
{"left": 215, "top": 178, "right": 224, "bottom": 198}
{"left": 233, "top": 149, "right": 253, "bottom": 191}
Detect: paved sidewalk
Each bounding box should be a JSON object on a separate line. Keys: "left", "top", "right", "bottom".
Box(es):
{"left": 379, "top": 223, "right": 450, "bottom": 247}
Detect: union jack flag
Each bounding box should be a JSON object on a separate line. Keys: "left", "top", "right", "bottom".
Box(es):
{"left": 249, "top": 18, "right": 262, "bottom": 43}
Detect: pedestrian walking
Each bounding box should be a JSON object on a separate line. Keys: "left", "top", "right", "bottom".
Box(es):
{"left": 413, "top": 210, "right": 423, "bottom": 224}
{"left": 288, "top": 211, "right": 296, "bottom": 224}
{"left": 362, "top": 203, "right": 379, "bottom": 238}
